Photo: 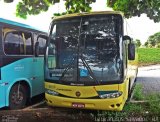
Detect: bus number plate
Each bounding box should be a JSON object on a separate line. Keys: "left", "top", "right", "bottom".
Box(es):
{"left": 72, "top": 103, "right": 85, "bottom": 108}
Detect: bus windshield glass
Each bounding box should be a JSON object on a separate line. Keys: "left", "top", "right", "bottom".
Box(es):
{"left": 47, "top": 14, "right": 123, "bottom": 85}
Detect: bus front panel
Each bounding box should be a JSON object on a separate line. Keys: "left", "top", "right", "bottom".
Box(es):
{"left": 45, "top": 81, "right": 128, "bottom": 111}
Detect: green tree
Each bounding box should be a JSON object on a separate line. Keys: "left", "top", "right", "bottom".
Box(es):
{"left": 4, "top": 0, "right": 13, "bottom": 3}
{"left": 144, "top": 41, "right": 148, "bottom": 47}
{"left": 155, "top": 43, "right": 160, "bottom": 48}
{"left": 147, "top": 32, "right": 160, "bottom": 47}
{"left": 4, "top": 0, "right": 95, "bottom": 19}
{"left": 107, "top": 0, "right": 160, "bottom": 22}
{"left": 153, "top": 32, "right": 160, "bottom": 44}
{"left": 135, "top": 39, "right": 141, "bottom": 47}
{"left": 148, "top": 35, "right": 156, "bottom": 46}
{"left": 3, "top": 0, "right": 160, "bottom": 23}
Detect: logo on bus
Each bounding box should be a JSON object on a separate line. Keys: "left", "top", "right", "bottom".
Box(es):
{"left": 75, "top": 91, "right": 81, "bottom": 97}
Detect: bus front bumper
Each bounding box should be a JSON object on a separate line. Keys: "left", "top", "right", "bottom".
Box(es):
{"left": 45, "top": 93, "right": 125, "bottom": 111}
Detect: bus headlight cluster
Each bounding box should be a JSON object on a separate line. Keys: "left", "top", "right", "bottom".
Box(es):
{"left": 46, "top": 89, "right": 59, "bottom": 96}
{"left": 99, "top": 91, "right": 123, "bottom": 99}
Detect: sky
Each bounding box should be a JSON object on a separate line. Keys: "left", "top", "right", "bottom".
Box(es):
{"left": 0, "top": 0, "right": 160, "bottom": 44}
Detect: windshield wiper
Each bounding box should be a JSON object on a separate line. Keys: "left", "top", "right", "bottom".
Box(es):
{"left": 77, "top": 18, "right": 99, "bottom": 85}
{"left": 58, "top": 57, "right": 76, "bottom": 82}
{"left": 80, "top": 54, "right": 100, "bottom": 85}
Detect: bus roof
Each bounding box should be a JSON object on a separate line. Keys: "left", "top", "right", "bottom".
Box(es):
{"left": 53, "top": 11, "right": 123, "bottom": 21}
{"left": 0, "top": 18, "right": 46, "bottom": 33}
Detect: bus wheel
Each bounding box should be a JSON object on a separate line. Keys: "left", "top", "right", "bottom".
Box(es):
{"left": 9, "top": 84, "right": 27, "bottom": 109}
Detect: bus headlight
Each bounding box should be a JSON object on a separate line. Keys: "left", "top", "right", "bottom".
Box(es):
{"left": 99, "top": 91, "right": 122, "bottom": 99}
{"left": 46, "top": 89, "right": 59, "bottom": 96}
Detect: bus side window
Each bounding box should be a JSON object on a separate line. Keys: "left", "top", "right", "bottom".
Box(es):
{"left": 4, "top": 31, "right": 22, "bottom": 55}
{"left": 4, "top": 28, "right": 33, "bottom": 55}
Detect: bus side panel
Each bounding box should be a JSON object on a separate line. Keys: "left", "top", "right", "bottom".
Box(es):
{"left": 0, "top": 25, "right": 6, "bottom": 108}
{"left": 128, "top": 49, "right": 138, "bottom": 88}
{"left": 118, "top": 78, "right": 129, "bottom": 101}
{"left": 0, "top": 79, "right": 6, "bottom": 108}
{"left": 1, "top": 57, "right": 44, "bottom": 107}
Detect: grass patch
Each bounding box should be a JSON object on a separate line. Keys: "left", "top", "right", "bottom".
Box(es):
{"left": 123, "top": 102, "right": 144, "bottom": 113}
{"left": 92, "top": 84, "right": 160, "bottom": 121}
{"left": 145, "top": 93, "right": 160, "bottom": 114}
{"left": 146, "top": 93, "right": 160, "bottom": 100}
{"left": 138, "top": 48, "right": 160, "bottom": 66}
{"left": 93, "top": 102, "right": 160, "bottom": 121}
{"left": 132, "top": 83, "right": 144, "bottom": 100}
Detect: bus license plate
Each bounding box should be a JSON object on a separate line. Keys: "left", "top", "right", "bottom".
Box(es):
{"left": 72, "top": 103, "right": 85, "bottom": 108}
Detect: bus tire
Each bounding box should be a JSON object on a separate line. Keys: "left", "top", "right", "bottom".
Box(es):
{"left": 9, "top": 83, "right": 27, "bottom": 109}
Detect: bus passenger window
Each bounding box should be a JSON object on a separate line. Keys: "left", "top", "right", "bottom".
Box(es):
{"left": 4, "top": 32, "right": 22, "bottom": 55}
{"left": 4, "top": 29, "right": 33, "bottom": 55}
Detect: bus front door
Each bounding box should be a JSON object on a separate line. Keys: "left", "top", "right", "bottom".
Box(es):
{"left": 31, "top": 57, "right": 44, "bottom": 96}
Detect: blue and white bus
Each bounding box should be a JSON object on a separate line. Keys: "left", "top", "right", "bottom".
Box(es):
{"left": 0, "top": 18, "right": 47, "bottom": 109}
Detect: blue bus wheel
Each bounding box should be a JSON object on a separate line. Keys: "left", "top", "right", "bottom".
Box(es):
{"left": 9, "top": 84, "right": 27, "bottom": 109}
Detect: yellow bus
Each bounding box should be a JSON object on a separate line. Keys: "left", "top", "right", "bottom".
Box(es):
{"left": 44, "top": 11, "right": 138, "bottom": 111}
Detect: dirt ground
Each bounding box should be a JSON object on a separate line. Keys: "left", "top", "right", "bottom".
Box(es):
{"left": 0, "top": 94, "right": 94, "bottom": 122}
{"left": 0, "top": 107, "right": 95, "bottom": 122}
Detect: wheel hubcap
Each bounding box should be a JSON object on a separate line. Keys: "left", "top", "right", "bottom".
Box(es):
{"left": 11, "top": 91, "right": 24, "bottom": 105}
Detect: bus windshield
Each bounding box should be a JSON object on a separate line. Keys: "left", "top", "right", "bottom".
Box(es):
{"left": 46, "top": 14, "right": 123, "bottom": 85}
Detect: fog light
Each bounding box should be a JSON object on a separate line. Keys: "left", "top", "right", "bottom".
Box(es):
{"left": 46, "top": 89, "right": 59, "bottom": 96}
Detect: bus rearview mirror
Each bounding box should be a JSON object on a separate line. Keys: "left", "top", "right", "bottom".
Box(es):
{"left": 128, "top": 43, "right": 135, "bottom": 60}
{"left": 123, "top": 35, "right": 131, "bottom": 42}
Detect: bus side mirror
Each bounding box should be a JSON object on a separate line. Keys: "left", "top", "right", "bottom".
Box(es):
{"left": 123, "top": 35, "right": 131, "bottom": 42}
{"left": 128, "top": 43, "right": 135, "bottom": 60}
{"left": 123, "top": 35, "right": 135, "bottom": 60}
{"left": 35, "top": 41, "right": 39, "bottom": 57}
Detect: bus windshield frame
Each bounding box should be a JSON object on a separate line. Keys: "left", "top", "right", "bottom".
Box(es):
{"left": 45, "top": 14, "right": 124, "bottom": 86}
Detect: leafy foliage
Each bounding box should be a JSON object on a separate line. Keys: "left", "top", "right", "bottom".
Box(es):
{"left": 134, "top": 39, "right": 141, "bottom": 47}
{"left": 145, "top": 32, "right": 160, "bottom": 47}
{"left": 4, "top": 0, "right": 13, "bottom": 3}
{"left": 144, "top": 42, "right": 148, "bottom": 47}
{"left": 64, "top": 0, "right": 92, "bottom": 14}
{"left": 107, "top": 0, "right": 160, "bottom": 22}
{"left": 4, "top": 0, "right": 160, "bottom": 23}
{"left": 13, "top": 0, "right": 95, "bottom": 19}
{"left": 16, "top": 0, "right": 51, "bottom": 19}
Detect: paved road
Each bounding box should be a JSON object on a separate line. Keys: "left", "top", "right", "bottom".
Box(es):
{"left": 136, "top": 65, "right": 160, "bottom": 94}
